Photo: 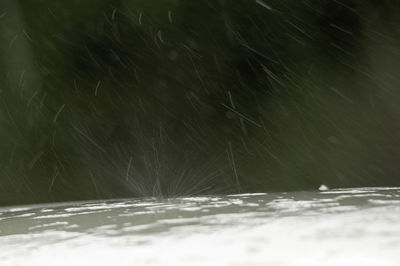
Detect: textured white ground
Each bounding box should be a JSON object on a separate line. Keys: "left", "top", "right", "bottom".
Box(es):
{"left": 1, "top": 187, "right": 400, "bottom": 266}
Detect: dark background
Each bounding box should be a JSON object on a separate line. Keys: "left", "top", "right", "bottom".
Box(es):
{"left": 1, "top": 0, "right": 400, "bottom": 206}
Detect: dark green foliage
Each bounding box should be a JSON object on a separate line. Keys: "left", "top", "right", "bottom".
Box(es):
{"left": 1, "top": 0, "right": 400, "bottom": 205}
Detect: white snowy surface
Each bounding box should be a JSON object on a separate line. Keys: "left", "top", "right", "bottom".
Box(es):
{"left": 1, "top": 187, "right": 400, "bottom": 266}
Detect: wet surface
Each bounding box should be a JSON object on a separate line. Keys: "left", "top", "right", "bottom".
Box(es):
{"left": 1, "top": 187, "right": 400, "bottom": 265}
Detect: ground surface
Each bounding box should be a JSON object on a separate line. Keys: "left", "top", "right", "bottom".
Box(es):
{"left": 1, "top": 187, "right": 400, "bottom": 266}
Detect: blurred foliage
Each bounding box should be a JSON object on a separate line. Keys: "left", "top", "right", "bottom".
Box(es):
{"left": 0, "top": 0, "right": 400, "bottom": 205}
